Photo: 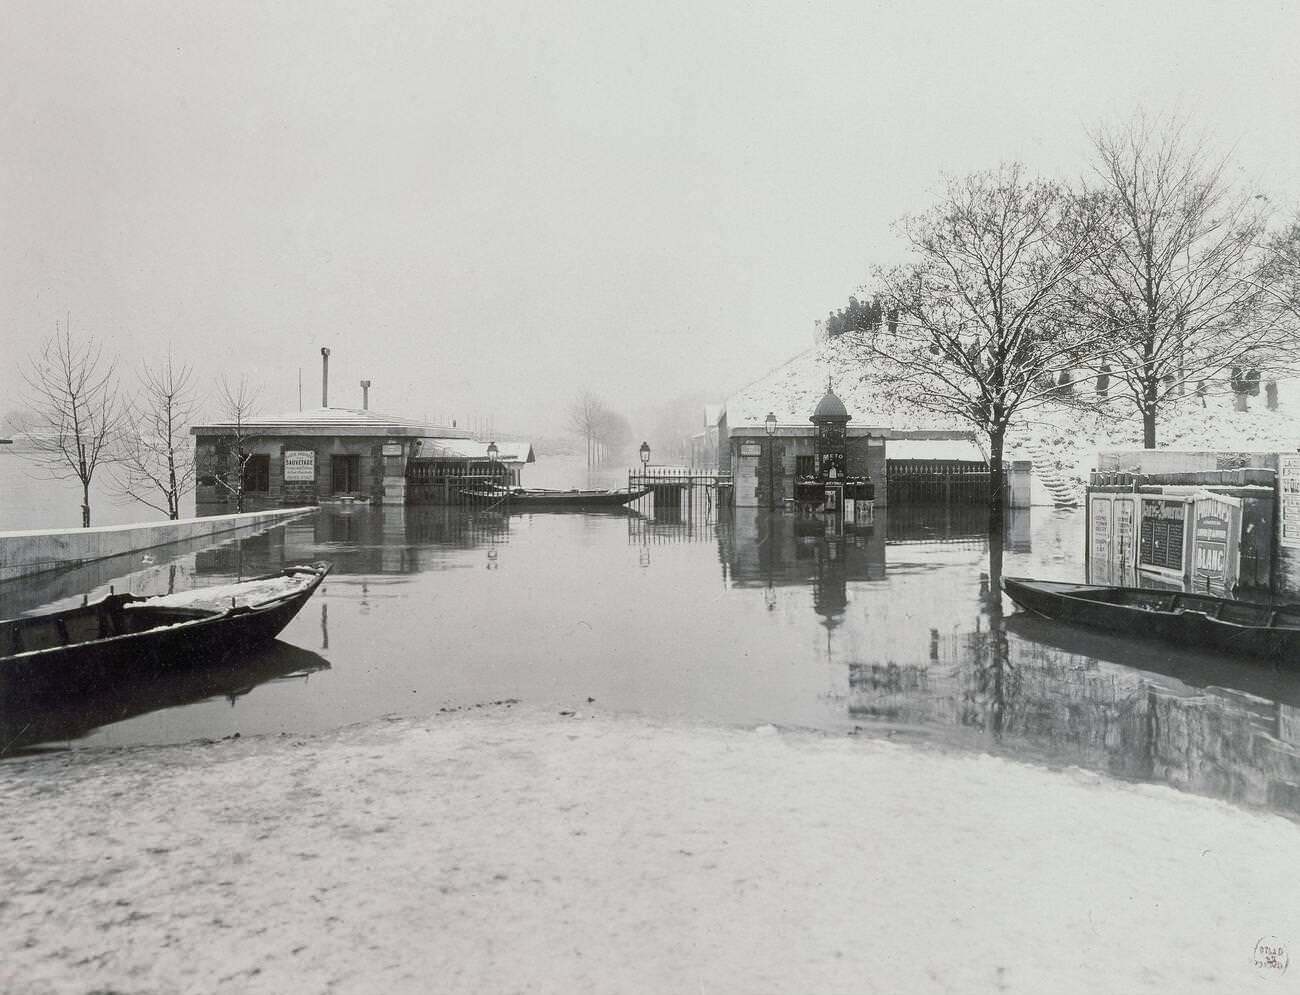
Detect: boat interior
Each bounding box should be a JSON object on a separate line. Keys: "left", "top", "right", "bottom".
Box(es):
{"left": 1058, "top": 586, "right": 1300, "bottom": 627}
{"left": 2, "top": 599, "right": 212, "bottom": 657}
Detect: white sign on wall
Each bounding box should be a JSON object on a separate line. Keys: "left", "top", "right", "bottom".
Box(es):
{"left": 740, "top": 442, "right": 762, "bottom": 457}
{"left": 283, "top": 450, "right": 316, "bottom": 482}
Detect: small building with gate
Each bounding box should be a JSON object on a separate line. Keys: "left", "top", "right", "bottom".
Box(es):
{"left": 192, "top": 407, "right": 535, "bottom": 510}
{"left": 718, "top": 385, "right": 1025, "bottom": 512}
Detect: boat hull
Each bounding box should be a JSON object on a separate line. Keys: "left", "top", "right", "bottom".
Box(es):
{"left": 1002, "top": 576, "right": 1300, "bottom": 662}
{"left": 462, "top": 488, "right": 650, "bottom": 508}
{"left": 0, "top": 563, "right": 331, "bottom": 702}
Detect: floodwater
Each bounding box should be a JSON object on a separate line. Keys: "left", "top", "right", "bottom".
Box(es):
{"left": 4, "top": 457, "right": 1300, "bottom": 823}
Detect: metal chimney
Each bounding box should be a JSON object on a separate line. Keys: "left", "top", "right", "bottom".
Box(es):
{"left": 360, "top": 380, "right": 371, "bottom": 410}
{"left": 320, "top": 347, "right": 330, "bottom": 407}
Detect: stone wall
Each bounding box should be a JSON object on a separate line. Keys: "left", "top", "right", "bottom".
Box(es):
{"left": 0, "top": 507, "right": 316, "bottom": 582}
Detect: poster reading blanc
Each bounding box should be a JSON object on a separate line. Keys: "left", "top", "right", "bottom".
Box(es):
{"left": 283, "top": 451, "right": 316, "bottom": 482}
{"left": 1281, "top": 454, "right": 1300, "bottom": 548}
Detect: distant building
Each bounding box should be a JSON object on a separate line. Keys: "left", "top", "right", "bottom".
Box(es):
{"left": 717, "top": 346, "right": 1027, "bottom": 510}
{"left": 191, "top": 407, "right": 535, "bottom": 509}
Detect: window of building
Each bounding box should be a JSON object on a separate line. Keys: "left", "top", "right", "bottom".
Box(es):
{"left": 796, "top": 455, "right": 815, "bottom": 478}
{"left": 242, "top": 453, "right": 271, "bottom": 493}
{"left": 331, "top": 454, "right": 361, "bottom": 494}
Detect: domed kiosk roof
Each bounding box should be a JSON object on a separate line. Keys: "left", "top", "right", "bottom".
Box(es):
{"left": 811, "top": 388, "right": 850, "bottom": 422}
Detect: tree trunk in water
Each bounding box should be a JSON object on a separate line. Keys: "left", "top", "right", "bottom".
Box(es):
{"left": 987, "top": 429, "right": 1005, "bottom": 534}
{"left": 81, "top": 480, "right": 91, "bottom": 528}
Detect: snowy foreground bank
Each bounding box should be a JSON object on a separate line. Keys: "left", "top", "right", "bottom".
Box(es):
{"left": 3, "top": 705, "right": 1299, "bottom": 994}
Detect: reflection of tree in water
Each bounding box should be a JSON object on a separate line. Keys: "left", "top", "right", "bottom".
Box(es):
{"left": 845, "top": 526, "right": 1300, "bottom": 818}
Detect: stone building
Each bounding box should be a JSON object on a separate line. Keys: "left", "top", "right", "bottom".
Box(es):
{"left": 191, "top": 407, "right": 498, "bottom": 510}
{"left": 720, "top": 385, "right": 1008, "bottom": 511}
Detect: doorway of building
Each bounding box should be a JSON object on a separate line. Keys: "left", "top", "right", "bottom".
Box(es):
{"left": 331, "top": 454, "right": 361, "bottom": 494}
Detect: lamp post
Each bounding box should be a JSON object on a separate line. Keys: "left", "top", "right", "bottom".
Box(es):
{"left": 487, "top": 440, "right": 499, "bottom": 487}
{"left": 639, "top": 441, "right": 650, "bottom": 480}
{"left": 765, "top": 412, "right": 777, "bottom": 511}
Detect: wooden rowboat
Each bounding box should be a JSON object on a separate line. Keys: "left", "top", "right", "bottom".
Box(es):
{"left": 1002, "top": 576, "right": 1300, "bottom": 662}
{"left": 0, "top": 562, "right": 331, "bottom": 699}
{"left": 461, "top": 486, "right": 651, "bottom": 508}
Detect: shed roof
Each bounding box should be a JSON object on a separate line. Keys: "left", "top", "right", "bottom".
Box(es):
{"left": 887, "top": 438, "right": 986, "bottom": 462}
{"left": 191, "top": 407, "right": 469, "bottom": 439}
{"left": 412, "top": 438, "right": 536, "bottom": 463}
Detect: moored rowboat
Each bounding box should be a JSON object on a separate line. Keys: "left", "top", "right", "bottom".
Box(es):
{"left": 461, "top": 486, "right": 651, "bottom": 508}
{"left": 0, "top": 562, "right": 332, "bottom": 698}
{"left": 1002, "top": 576, "right": 1300, "bottom": 662}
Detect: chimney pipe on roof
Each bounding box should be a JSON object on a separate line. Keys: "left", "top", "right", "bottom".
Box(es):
{"left": 320, "top": 347, "right": 330, "bottom": 407}
{"left": 361, "top": 380, "right": 371, "bottom": 410}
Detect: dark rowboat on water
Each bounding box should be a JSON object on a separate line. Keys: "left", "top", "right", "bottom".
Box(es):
{"left": 1002, "top": 576, "right": 1300, "bottom": 662}
{"left": 461, "top": 486, "right": 651, "bottom": 508}
{"left": 0, "top": 562, "right": 331, "bottom": 698}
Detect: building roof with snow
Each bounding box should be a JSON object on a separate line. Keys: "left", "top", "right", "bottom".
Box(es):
{"left": 191, "top": 407, "right": 470, "bottom": 439}
{"left": 411, "top": 438, "right": 536, "bottom": 464}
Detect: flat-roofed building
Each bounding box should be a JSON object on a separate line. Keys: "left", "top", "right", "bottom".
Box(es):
{"left": 191, "top": 407, "right": 473, "bottom": 510}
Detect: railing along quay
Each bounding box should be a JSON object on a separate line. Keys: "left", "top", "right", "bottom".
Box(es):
{"left": 628, "top": 466, "right": 731, "bottom": 520}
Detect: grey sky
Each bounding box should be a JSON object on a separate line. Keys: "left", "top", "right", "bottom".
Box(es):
{"left": 3, "top": 0, "right": 1298, "bottom": 437}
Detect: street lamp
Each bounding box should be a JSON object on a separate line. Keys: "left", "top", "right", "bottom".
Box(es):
{"left": 639, "top": 441, "right": 650, "bottom": 477}
{"left": 765, "top": 412, "right": 777, "bottom": 511}
{"left": 487, "top": 440, "right": 499, "bottom": 486}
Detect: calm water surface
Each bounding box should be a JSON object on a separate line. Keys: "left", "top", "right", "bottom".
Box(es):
{"left": 4, "top": 458, "right": 1300, "bottom": 822}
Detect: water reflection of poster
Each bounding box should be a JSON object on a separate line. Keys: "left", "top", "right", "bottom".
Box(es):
{"left": 1281, "top": 454, "right": 1300, "bottom": 548}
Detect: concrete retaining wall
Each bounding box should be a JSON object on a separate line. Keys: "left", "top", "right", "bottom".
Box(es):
{"left": 0, "top": 508, "right": 318, "bottom": 582}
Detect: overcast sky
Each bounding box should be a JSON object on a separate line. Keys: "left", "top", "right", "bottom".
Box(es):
{"left": 3, "top": 0, "right": 1298, "bottom": 437}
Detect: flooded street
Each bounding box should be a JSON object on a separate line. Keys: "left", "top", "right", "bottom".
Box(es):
{"left": 7, "top": 486, "right": 1300, "bottom": 824}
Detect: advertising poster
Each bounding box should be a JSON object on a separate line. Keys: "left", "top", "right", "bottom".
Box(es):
{"left": 1281, "top": 454, "right": 1300, "bottom": 548}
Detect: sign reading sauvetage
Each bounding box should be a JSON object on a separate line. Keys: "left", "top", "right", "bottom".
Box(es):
{"left": 283, "top": 450, "right": 316, "bottom": 482}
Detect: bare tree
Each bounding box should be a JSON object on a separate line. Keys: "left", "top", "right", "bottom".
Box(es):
{"left": 851, "top": 164, "right": 1111, "bottom": 523}
{"left": 207, "top": 375, "right": 261, "bottom": 513}
{"left": 16, "top": 318, "right": 124, "bottom": 527}
{"left": 1260, "top": 214, "right": 1300, "bottom": 326}
{"left": 113, "top": 354, "right": 200, "bottom": 520}
{"left": 593, "top": 406, "right": 633, "bottom": 466}
{"left": 1075, "top": 113, "right": 1278, "bottom": 446}
{"left": 568, "top": 389, "right": 606, "bottom": 469}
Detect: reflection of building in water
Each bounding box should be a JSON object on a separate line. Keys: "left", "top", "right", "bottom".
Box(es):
{"left": 845, "top": 614, "right": 1300, "bottom": 819}
{"left": 195, "top": 506, "right": 511, "bottom": 578}
{"left": 722, "top": 511, "right": 885, "bottom": 588}
{"left": 720, "top": 509, "right": 886, "bottom": 640}
{"left": 884, "top": 504, "right": 1032, "bottom": 552}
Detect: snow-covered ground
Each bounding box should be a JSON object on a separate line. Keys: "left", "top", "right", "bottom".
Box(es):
{"left": 3, "top": 704, "right": 1298, "bottom": 994}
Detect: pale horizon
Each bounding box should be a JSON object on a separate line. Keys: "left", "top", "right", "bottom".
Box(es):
{"left": 3, "top": 0, "right": 1299, "bottom": 437}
